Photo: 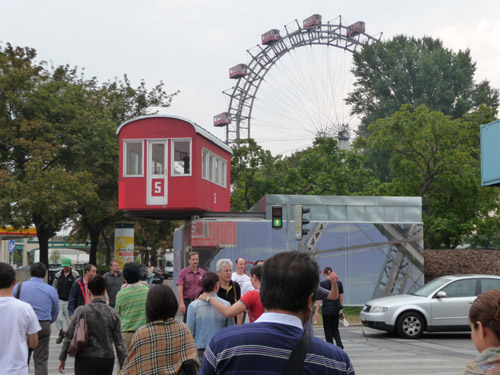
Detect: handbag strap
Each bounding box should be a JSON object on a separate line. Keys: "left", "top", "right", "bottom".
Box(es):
{"left": 283, "top": 329, "right": 311, "bottom": 375}
{"left": 15, "top": 282, "right": 23, "bottom": 299}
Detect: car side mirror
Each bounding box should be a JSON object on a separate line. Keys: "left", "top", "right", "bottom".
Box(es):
{"left": 436, "top": 291, "right": 447, "bottom": 298}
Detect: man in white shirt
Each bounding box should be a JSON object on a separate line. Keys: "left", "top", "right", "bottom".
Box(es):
{"left": 231, "top": 258, "right": 251, "bottom": 296}
{"left": 0, "top": 262, "right": 40, "bottom": 375}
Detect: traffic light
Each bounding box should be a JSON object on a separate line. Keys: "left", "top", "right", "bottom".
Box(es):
{"left": 271, "top": 205, "right": 283, "bottom": 229}
{"left": 294, "top": 205, "right": 310, "bottom": 240}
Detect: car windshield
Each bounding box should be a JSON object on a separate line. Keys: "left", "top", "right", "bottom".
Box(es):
{"left": 410, "top": 277, "right": 452, "bottom": 297}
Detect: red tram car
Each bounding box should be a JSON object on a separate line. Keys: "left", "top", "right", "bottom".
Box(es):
{"left": 117, "top": 115, "right": 232, "bottom": 218}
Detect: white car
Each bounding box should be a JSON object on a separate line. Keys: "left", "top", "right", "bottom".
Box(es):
{"left": 360, "top": 274, "right": 500, "bottom": 339}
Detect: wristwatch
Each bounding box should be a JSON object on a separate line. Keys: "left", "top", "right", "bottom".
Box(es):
{"left": 206, "top": 296, "right": 211, "bottom": 303}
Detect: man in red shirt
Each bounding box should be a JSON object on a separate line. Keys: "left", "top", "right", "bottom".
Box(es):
{"left": 199, "top": 264, "right": 264, "bottom": 323}
{"left": 177, "top": 251, "right": 206, "bottom": 322}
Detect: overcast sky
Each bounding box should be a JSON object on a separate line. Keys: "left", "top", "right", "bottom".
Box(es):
{"left": 1, "top": 0, "right": 499, "bottom": 155}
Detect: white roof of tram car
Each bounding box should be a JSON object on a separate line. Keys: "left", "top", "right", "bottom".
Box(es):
{"left": 116, "top": 114, "right": 232, "bottom": 154}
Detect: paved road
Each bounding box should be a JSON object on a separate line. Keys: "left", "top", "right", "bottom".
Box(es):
{"left": 33, "top": 323, "right": 476, "bottom": 374}
{"left": 345, "top": 327, "right": 475, "bottom": 375}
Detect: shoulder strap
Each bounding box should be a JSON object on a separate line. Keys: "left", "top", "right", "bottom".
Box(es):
{"left": 15, "top": 282, "right": 23, "bottom": 299}
{"left": 232, "top": 281, "right": 237, "bottom": 303}
{"left": 77, "top": 280, "right": 85, "bottom": 299}
{"left": 283, "top": 330, "right": 311, "bottom": 375}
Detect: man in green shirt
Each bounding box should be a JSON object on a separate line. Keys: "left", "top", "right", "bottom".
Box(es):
{"left": 115, "top": 262, "right": 149, "bottom": 351}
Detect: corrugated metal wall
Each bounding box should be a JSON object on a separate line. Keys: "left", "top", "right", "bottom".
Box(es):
{"left": 481, "top": 119, "right": 500, "bottom": 186}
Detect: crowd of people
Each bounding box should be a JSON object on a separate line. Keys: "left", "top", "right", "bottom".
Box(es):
{"left": 1, "top": 250, "right": 497, "bottom": 375}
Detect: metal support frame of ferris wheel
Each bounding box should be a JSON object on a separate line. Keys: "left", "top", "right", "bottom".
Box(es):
{"left": 222, "top": 16, "right": 380, "bottom": 145}
{"left": 297, "top": 221, "right": 424, "bottom": 297}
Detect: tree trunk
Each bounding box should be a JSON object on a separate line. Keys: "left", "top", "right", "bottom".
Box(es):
{"left": 101, "top": 231, "right": 113, "bottom": 265}
{"left": 32, "top": 214, "right": 55, "bottom": 269}
{"left": 88, "top": 228, "right": 100, "bottom": 266}
{"left": 36, "top": 228, "right": 51, "bottom": 268}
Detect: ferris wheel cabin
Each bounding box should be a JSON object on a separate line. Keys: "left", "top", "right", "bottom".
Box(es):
{"left": 346, "top": 21, "right": 366, "bottom": 38}
{"left": 303, "top": 14, "right": 322, "bottom": 29}
{"left": 229, "top": 64, "right": 248, "bottom": 79}
{"left": 261, "top": 29, "right": 281, "bottom": 45}
{"left": 116, "top": 115, "right": 232, "bottom": 218}
{"left": 214, "top": 112, "right": 231, "bottom": 127}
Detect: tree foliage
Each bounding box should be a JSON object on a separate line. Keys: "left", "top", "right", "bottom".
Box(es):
{"left": 366, "top": 104, "right": 499, "bottom": 248}
{"left": 348, "top": 35, "right": 499, "bottom": 135}
{"left": 347, "top": 35, "right": 499, "bottom": 182}
{"left": 230, "top": 139, "right": 281, "bottom": 211}
{"left": 230, "top": 137, "right": 375, "bottom": 210}
{"left": 66, "top": 75, "right": 178, "bottom": 265}
{"left": 0, "top": 43, "right": 178, "bottom": 266}
{"left": 0, "top": 44, "right": 95, "bottom": 266}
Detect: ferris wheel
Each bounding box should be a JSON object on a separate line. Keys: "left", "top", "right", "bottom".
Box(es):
{"left": 213, "top": 14, "right": 380, "bottom": 154}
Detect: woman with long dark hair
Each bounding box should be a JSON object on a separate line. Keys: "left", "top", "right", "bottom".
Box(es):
{"left": 58, "top": 274, "right": 126, "bottom": 374}
{"left": 121, "top": 284, "right": 198, "bottom": 375}
{"left": 461, "top": 289, "right": 500, "bottom": 375}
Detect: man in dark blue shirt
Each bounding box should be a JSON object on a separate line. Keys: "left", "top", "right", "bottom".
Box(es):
{"left": 200, "top": 251, "right": 354, "bottom": 375}
{"left": 316, "top": 266, "right": 344, "bottom": 349}
{"left": 14, "top": 262, "right": 59, "bottom": 375}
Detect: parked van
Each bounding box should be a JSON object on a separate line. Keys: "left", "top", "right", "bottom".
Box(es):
{"left": 164, "top": 252, "right": 174, "bottom": 278}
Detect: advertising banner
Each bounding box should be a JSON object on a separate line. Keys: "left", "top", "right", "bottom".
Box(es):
{"left": 115, "top": 223, "right": 134, "bottom": 267}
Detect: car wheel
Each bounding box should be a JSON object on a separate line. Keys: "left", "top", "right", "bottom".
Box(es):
{"left": 396, "top": 311, "right": 425, "bottom": 339}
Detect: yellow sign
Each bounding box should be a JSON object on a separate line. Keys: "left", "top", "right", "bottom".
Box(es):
{"left": 0, "top": 226, "right": 37, "bottom": 236}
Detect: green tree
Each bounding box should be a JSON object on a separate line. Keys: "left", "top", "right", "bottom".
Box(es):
{"left": 0, "top": 44, "right": 95, "bottom": 267}
{"left": 366, "top": 104, "right": 498, "bottom": 248}
{"left": 0, "top": 43, "right": 178, "bottom": 267}
{"left": 65, "top": 76, "right": 177, "bottom": 266}
{"left": 134, "top": 218, "right": 180, "bottom": 264}
{"left": 278, "top": 137, "right": 374, "bottom": 196}
{"left": 347, "top": 35, "right": 499, "bottom": 181}
{"left": 348, "top": 35, "right": 499, "bottom": 135}
{"left": 230, "top": 139, "right": 281, "bottom": 211}
{"left": 230, "top": 137, "right": 375, "bottom": 210}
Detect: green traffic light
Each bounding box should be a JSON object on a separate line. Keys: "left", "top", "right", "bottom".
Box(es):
{"left": 272, "top": 218, "right": 282, "bottom": 229}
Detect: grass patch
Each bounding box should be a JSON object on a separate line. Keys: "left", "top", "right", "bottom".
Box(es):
{"left": 313, "top": 306, "right": 362, "bottom": 326}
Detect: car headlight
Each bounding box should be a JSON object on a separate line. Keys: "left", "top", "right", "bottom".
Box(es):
{"left": 370, "top": 306, "right": 388, "bottom": 313}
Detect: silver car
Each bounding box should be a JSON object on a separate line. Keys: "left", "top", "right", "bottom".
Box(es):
{"left": 360, "top": 274, "right": 500, "bottom": 339}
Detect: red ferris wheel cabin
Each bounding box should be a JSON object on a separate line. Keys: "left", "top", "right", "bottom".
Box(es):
{"left": 346, "top": 21, "right": 365, "bottom": 38}
{"left": 303, "top": 14, "right": 322, "bottom": 29}
{"left": 261, "top": 29, "right": 281, "bottom": 45}
{"left": 117, "top": 115, "right": 232, "bottom": 219}
{"left": 229, "top": 64, "right": 248, "bottom": 79}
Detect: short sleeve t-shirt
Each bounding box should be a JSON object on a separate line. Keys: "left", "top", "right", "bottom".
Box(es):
{"left": 0, "top": 297, "right": 41, "bottom": 375}
{"left": 320, "top": 279, "right": 344, "bottom": 315}
{"left": 232, "top": 272, "right": 251, "bottom": 296}
{"left": 240, "top": 290, "right": 264, "bottom": 322}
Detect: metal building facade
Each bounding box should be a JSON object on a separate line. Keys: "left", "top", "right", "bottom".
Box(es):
{"left": 173, "top": 195, "right": 423, "bottom": 306}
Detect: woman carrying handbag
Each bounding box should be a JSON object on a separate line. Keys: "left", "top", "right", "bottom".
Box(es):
{"left": 58, "top": 274, "right": 127, "bottom": 374}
